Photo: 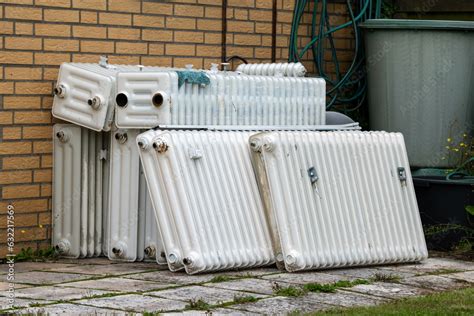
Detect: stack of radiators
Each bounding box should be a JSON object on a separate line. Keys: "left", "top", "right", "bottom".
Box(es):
{"left": 51, "top": 59, "right": 427, "bottom": 274}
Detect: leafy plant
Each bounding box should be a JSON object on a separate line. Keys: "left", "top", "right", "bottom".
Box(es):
{"left": 466, "top": 206, "right": 474, "bottom": 217}
{"left": 209, "top": 275, "right": 234, "bottom": 283}
{"left": 185, "top": 299, "right": 211, "bottom": 311}
{"left": 371, "top": 273, "right": 401, "bottom": 283}
{"left": 14, "top": 247, "right": 57, "bottom": 262}
{"left": 233, "top": 295, "right": 258, "bottom": 304}
{"left": 444, "top": 132, "right": 473, "bottom": 176}
{"left": 304, "top": 283, "right": 337, "bottom": 293}
{"left": 304, "top": 279, "right": 370, "bottom": 293}
{"left": 273, "top": 283, "right": 307, "bottom": 297}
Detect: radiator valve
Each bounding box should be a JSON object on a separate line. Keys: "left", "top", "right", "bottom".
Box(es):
{"left": 56, "top": 130, "right": 70, "bottom": 143}
{"left": 115, "top": 132, "right": 128, "bottom": 144}
{"left": 153, "top": 138, "right": 168, "bottom": 153}
{"left": 88, "top": 96, "right": 103, "bottom": 110}
{"left": 144, "top": 245, "right": 156, "bottom": 258}
{"left": 53, "top": 84, "right": 67, "bottom": 98}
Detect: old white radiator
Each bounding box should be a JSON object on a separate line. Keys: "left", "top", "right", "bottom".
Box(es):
{"left": 236, "top": 62, "right": 307, "bottom": 77}
{"left": 115, "top": 71, "right": 326, "bottom": 129}
{"left": 52, "top": 62, "right": 142, "bottom": 132}
{"left": 138, "top": 164, "right": 167, "bottom": 264}
{"left": 249, "top": 131, "right": 428, "bottom": 272}
{"left": 107, "top": 128, "right": 166, "bottom": 263}
{"left": 107, "top": 129, "right": 141, "bottom": 261}
{"left": 53, "top": 124, "right": 107, "bottom": 258}
{"left": 137, "top": 130, "right": 275, "bottom": 274}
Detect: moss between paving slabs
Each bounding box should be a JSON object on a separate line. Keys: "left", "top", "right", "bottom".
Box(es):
{"left": 311, "top": 287, "right": 474, "bottom": 315}
{"left": 274, "top": 279, "right": 372, "bottom": 297}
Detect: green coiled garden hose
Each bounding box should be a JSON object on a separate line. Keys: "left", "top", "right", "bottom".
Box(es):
{"left": 289, "top": 0, "right": 383, "bottom": 112}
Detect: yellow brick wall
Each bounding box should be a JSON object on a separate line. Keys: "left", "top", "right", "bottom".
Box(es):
{"left": 0, "top": 0, "right": 353, "bottom": 257}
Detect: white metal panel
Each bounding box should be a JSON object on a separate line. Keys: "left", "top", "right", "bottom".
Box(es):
{"left": 101, "top": 133, "right": 111, "bottom": 257}
{"left": 116, "top": 72, "right": 326, "bottom": 128}
{"left": 137, "top": 163, "right": 146, "bottom": 262}
{"left": 53, "top": 124, "right": 82, "bottom": 258}
{"left": 52, "top": 63, "right": 139, "bottom": 131}
{"left": 53, "top": 125, "right": 106, "bottom": 258}
{"left": 137, "top": 130, "right": 275, "bottom": 274}
{"left": 115, "top": 72, "right": 173, "bottom": 128}
{"left": 236, "top": 62, "right": 307, "bottom": 77}
{"left": 139, "top": 168, "right": 167, "bottom": 264}
{"left": 249, "top": 131, "right": 428, "bottom": 272}
{"left": 107, "top": 129, "right": 141, "bottom": 261}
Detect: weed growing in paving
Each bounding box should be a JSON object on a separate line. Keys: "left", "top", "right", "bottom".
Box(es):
{"left": 272, "top": 282, "right": 307, "bottom": 297}
{"left": 273, "top": 279, "right": 372, "bottom": 296}
{"left": 13, "top": 247, "right": 58, "bottom": 262}
{"left": 371, "top": 273, "right": 401, "bottom": 283}
{"left": 304, "top": 279, "right": 370, "bottom": 293}
{"left": 426, "top": 268, "right": 463, "bottom": 275}
{"left": 209, "top": 275, "right": 234, "bottom": 283}
{"left": 232, "top": 295, "right": 258, "bottom": 304}
{"left": 185, "top": 298, "right": 212, "bottom": 311}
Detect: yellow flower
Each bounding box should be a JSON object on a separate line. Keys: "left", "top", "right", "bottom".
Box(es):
{"left": 446, "top": 146, "right": 450, "bottom": 149}
{"left": 460, "top": 143, "right": 465, "bottom": 147}
{"left": 447, "top": 138, "right": 452, "bottom": 143}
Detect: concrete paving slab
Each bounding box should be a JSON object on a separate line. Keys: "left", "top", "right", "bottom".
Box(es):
{"left": 262, "top": 271, "right": 351, "bottom": 285}
{"left": 445, "top": 270, "right": 474, "bottom": 283}
{"left": 0, "top": 296, "right": 52, "bottom": 311}
{"left": 380, "top": 258, "right": 474, "bottom": 275}
{"left": 18, "top": 303, "right": 118, "bottom": 315}
{"left": 165, "top": 309, "right": 248, "bottom": 315}
{"left": 12, "top": 285, "right": 112, "bottom": 301}
{"left": 399, "top": 274, "right": 471, "bottom": 291}
{"left": 147, "top": 285, "right": 266, "bottom": 305}
{"left": 230, "top": 296, "right": 331, "bottom": 314}
{"left": 306, "top": 289, "right": 389, "bottom": 308}
{"left": 43, "top": 263, "right": 162, "bottom": 276}
{"left": 1, "top": 262, "right": 76, "bottom": 274}
{"left": 125, "top": 270, "right": 227, "bottom": 285}
{"left": 348, "top": 281, "right": 433, "bottom": 299}
{"left": 204, "top": 278, "right": 278, "bottom": 295}
{"left": 219, "top": 267, "right": 281, "bottom": 277}
{"left": 58, "top": 277, "right": 173, "bottom": 292}
{"left": 0, "top": 282, "right": 31, "bottom": 292}
{"left": 43, "top": 258, "right": 114, "bottom": 265}
{"left": 329, "top": 267, "right": 415, "bottom": 279}
{"left": 77, "top": 294, "right": 186, "bottom": 313}
{"left": 12, "top": 271, "right": 93, "bottom": 285}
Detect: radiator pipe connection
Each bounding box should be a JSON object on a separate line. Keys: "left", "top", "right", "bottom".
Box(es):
{"left": 56, "top": 130, "right": 70, "bottom": 143}
{"left": 152, "top": 92, "right": 164, "bottom": 107}
{"left": 53, "top": 84, "right": 67, "bottom": 98}
{"left": 111, "top": 242, "right": 127, "bottom": 257}
{"left": 55, "top": 239, "right": 70, "bottom": 254}
{"left": 87, "top": 96, "right": 102, "bottom": 110}
{"left": 153, "top": 138, "right": 168, "bottom": 153}
{"left": 115, "top": 132, "right": 128, "bottom": 144}
{"left": 116, "top": 93, "right": 129, "bottom": 108}
{"left": 144, "top": 245, "right": 156, "bottom": 258}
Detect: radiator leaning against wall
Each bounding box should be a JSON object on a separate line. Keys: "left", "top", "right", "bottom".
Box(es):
{"left": 137, "top": 130, "right": 275, "bottom": 274}
{"left": 106, "top": 129, "right": 165, "bottom": 263}
{"left": 249, "top": 131, "right": 428, "bottom": 272}
{"left": 53, "top": 124, "right": 108, "bottom": 258}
